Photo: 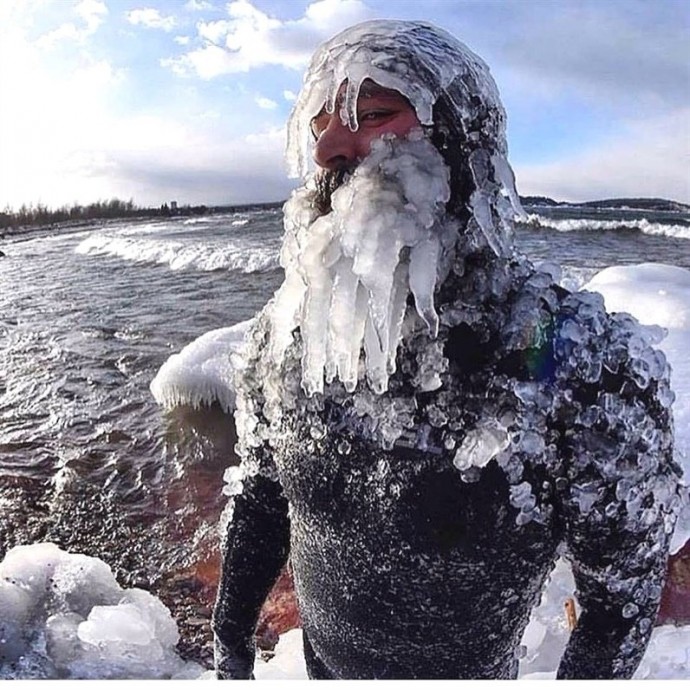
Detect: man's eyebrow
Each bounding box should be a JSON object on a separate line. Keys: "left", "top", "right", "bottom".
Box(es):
{"left": 311, "top": 83, "right": 409, "bottom": 122}
{"left": 357, "top": 83, "right": 407, "bottom": 101}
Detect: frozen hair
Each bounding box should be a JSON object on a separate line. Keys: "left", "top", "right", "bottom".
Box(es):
{"left": 286, "top": 19, "right": 523, "bottom": 256}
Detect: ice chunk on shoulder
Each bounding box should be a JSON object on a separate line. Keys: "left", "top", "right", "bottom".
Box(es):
{"left": 150, "top": 318, "right": 255, "bottom": 412}
{"left": 453, "top": 422, "right": 509, "bottom": 471}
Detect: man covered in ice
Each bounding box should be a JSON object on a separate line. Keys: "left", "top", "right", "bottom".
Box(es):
{"left": 213, "top": 20, "right": 682, "bottom": 679}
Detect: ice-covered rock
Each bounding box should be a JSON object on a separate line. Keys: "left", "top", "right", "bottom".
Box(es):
{"left": 0, "top": 543, "right": 203, "bottom": 679}
{"left": 150, "top": 319, "right": 253, "bottom": 413}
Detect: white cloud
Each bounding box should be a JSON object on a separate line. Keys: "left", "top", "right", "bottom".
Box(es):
{"left": 75, "top": 0, "right": 108, "bottom": 34}
{"left": 185, "top": 0, "right": 215, "bottom": 10}
{"left": 36, "top": 23, "right": 81, "bottom": 47}
{"left": 35, "top": 0, "right": 108, "bottom": 47}
{"left": 174, "top": 35, "right": 191, "bottom": 45}
{"left": 197, "top": 19, "right": 233, "bottom": 45}
{"left": 164, "top": 0, "right": 373, "bottom": 78}
{"left": 515, "top": 109, "right": 690, "bottom": 204}
{"left": 255, "top": 95, "right": 277, "bottom": 110}
{"left": 161, "top": 44, "right": 230, "bottom": 79}
{"left": 283, "top": 90, "right": 297, "bottom": 101}
{"left": 126, "top": 8, "right": 177, "bottom": 32}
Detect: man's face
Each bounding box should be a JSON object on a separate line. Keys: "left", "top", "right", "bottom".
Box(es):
{"left": 310, "top": 80, "right": 421, "bottom": 172}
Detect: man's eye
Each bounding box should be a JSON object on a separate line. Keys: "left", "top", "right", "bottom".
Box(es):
{"left": 359, "top": 109, "right": 393, "bottom": 123}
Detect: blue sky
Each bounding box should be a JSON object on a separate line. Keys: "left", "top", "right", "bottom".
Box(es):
{"left": 1, "top": 0, "right": 688, "bottom": 209}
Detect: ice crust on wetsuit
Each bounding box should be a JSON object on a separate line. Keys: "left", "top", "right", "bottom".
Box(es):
{"left": 213, "top": 20, "right": 682, "bottom": 680}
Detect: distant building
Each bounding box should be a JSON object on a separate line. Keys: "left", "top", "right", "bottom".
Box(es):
{"left": 171, "top": 201, "right": 178, "bottom": 212}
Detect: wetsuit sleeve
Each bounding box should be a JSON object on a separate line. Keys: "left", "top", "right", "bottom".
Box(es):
{"left": 556, "top": 489, "right": 674, "bottom": 679}
{"left": 212, "top": 452, "right": 291, "bottom": 680}
{"left": 552, "top": 306, "right": 682, "bottom": 679}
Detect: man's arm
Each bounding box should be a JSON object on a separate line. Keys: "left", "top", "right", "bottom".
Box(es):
{"left": 552, "top": 305, "right": 682, "bottom": 678}
{"left": 212, "top": 467, "right": 291, "bottom": 679}
{"left": 556, "top": 504, "right": 673, "bottom": 678}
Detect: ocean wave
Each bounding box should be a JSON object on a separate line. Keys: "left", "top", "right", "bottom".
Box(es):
{"left": 523, "top": 214, "right": 690, "bottom": 239}
{"left": 75, "top": 234, "right": 280, "bottom": 273}
{"left": 182, "top": 217, "right": 211, "bottom": 225}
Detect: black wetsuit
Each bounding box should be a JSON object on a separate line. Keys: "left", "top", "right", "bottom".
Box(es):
{"left": 213, "top": 249, "right": 681, "bottom": 679}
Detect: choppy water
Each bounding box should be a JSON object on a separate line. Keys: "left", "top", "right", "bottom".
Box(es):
{"left": 1, "top": 203, "right": 689, "bottom": 663}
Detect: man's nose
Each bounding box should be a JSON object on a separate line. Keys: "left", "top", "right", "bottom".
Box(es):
{"left": 313, "top": 116, "right": 360, "bottom": 171}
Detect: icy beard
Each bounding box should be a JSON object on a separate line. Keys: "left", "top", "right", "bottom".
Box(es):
{"left": 269, "top": 131, "right": 458, "bottom": 397}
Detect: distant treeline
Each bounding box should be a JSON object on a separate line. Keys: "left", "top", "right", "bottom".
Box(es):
{"left": 1, "top": 198, "right": 142, "bottom": 231}
{"left": 0, "top": 198, "right": 283, "bottom": 234}
{"left": 520, "top": 195, "right": 690, "bottom": 213}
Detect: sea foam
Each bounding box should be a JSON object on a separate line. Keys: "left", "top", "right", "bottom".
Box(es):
{"left": 75, "top": 233, "right": 279, "bottom": 273}
{"left": 524, "top": 213, "right": 690, "bottom": 239}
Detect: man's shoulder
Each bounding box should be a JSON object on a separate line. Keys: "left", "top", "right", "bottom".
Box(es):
{"left": 495, "top": 270, "right": 672, "bottom": 404}
{"left": 550, "top": 286, "right": 671, "bottom": 395}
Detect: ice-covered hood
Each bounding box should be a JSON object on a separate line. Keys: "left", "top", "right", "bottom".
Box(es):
{"left": 286, "top": 19, "right": 523, "bottom": 256}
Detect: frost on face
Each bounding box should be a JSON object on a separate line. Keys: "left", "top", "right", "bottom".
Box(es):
{"left": 286, "top": 19, "right": 521, "bottom": 257}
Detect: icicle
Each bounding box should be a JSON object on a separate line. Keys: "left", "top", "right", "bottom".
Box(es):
{"left": 409, "top": 236, "right": 441, "bottom": 337}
